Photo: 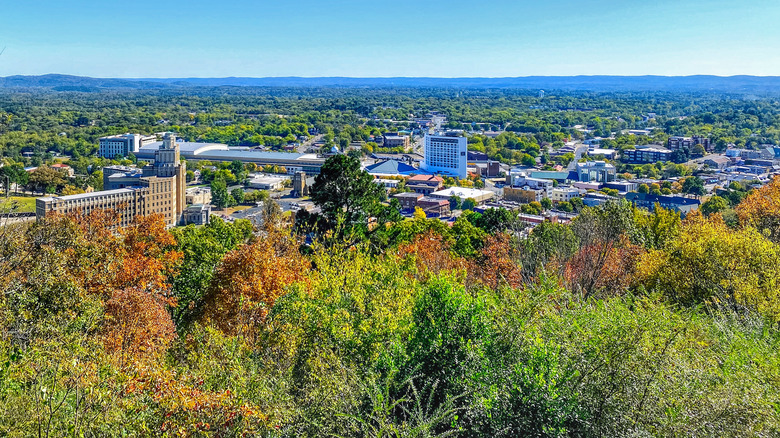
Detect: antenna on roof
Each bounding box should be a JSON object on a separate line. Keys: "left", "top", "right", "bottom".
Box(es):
{"left": 0, "top": 47, "right": 6, "bottom": 57}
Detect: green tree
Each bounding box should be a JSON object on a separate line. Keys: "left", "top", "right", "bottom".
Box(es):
{"left": 310, "top": 154, "right": 399, "bottom": 236}
{"left": 170, "top": 218, "right": 254, "bottom": 326}
{"left": 701, "top": 195, "right": 728, "bottom": 216}
{"left": 449, "top": 195, "right": 462, "bottom": 210}
{"left": 520, "top": 153, "right": 536, "bottom": 167}
{"left": 461, "top": 198, "right": 477, "bottom": 211}
{"left": 211, "top": 178, "right": 234, "bottom": 210}
{"left": 682, "top": 176, "right": 705, "bottom": 197}
{"left": 27, "top": 166, "right": 66, "bottom": 194}
{"left": 231, "top": 187, "right": 245, "bottom": 204}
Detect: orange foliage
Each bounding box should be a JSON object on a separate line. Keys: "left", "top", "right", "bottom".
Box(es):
{"left": 122, "top": 366, "right": 268, "bottom": 434}
{"left": 116, "top": 214, "right": 182, "bottom": 295}
{"left": 103, "top": 289, "right": 176, "bottom": 365}
{"left": 594, "top": 244, "right": 646, "bottom": 296}
{"left": 564, "top": 237, "right": 645, "bottom": 298}
{"left": 736, "top": 176, "right": 780, "bottom": 242}
{"left": 41, "top": 210, "right": 182, "bottom": 363}
{"left": 471, "top": 233, "right": 523, "bottom": 289}
{"left": 397, "top": 231, "right": 466, "bottom": 281}
{"left": 203, "top": 228, "right": 310, "bottom": 335}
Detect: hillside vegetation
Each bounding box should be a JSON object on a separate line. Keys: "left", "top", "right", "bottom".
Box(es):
{"left": 0, "top": 177, "right": 779, "bottom": 437}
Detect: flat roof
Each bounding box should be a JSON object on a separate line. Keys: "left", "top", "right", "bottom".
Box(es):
{"left": 139, "top": 141, "right": 229, "bottom": 155}
{"left": 38, "top": 188, "right": 138, "bottom": 202}
{"left": 430, "top": 188, "right": 494, "bottom": 199}
{"left": 137, "top": 142, "right": 325, "bottom": 164}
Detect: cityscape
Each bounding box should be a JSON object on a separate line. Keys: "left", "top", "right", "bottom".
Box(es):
{"left": 1, "top": 0, "right": 780, "bottom": 436}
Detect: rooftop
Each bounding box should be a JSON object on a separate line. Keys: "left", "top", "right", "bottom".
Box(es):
{"left": 365, "top": 160, "right": 426, "bottom": 176}
{"left": 38, "top": 188, "right": 138, "bottom": 202}
{"left": 137, "top": 141, "right": 323, "bottom": 163}
{"left": 408, "top": 174, "right": 443, "bottom": 183}
{"left": 430, "top": 187, "right": 493, "bottom": 199}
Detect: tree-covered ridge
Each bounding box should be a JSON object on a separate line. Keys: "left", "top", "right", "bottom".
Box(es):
{"left": 1, "top": 176, "right": 780, "bottom": 436}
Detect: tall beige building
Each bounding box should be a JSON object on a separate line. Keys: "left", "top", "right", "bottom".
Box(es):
{"left": 37, "top": 133, "right": 187, "bottom": 227}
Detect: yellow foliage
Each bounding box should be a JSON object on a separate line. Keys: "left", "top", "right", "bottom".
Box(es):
{"left": 737, "top": 176, "right": 780, "bottom": 242}
{"left": 636, "top": 212, "right": 780, "bottom": 320}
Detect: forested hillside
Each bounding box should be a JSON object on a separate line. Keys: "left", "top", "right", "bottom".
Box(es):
{"left": 1, "top": 176, "right": 779, "bottom": 436}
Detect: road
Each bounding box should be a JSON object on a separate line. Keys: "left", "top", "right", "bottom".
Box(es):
{"left": 297, "top": 134, "right": 323, "bottom": 153}
{"left": 567, "top": 143, "right": 589, "bottom": 171}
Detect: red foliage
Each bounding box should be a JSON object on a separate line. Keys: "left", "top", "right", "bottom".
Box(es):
{"left": 471, "top": 233, "right": 523, "bottom": 289}
{"left": 564, "top": 238, "right": 645, "bottom": 297}
{"left": 397, "top": 231, "right": 466, "bottom": 280}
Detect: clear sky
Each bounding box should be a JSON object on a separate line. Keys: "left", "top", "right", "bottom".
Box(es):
{"left": 0, "top": 0, "right": 779, "bottom": 78}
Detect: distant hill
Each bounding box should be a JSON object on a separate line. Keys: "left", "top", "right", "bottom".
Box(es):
{"left": 0, "top": 74, "right": 167, "bottom": 90}
{"left": 2, "top": 74, "right": 780, "bottom": 93}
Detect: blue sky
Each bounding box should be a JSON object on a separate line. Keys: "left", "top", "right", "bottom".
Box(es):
{"left": 0, "top": 0, "right": 778, "bottom": 77}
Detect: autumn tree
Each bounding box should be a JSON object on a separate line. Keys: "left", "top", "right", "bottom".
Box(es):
{"left": 637, "top": 211, "right": 780, "bottom": 320}
{"left": 203, "top": 228, "right": 310, "bottom": 336}
{"left": 736, "top": 176, "right": 780, "bottom": 242}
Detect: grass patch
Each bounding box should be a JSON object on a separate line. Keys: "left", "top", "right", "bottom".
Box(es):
{"left": 0, "top": 196, "right": 37, "bottom": 213}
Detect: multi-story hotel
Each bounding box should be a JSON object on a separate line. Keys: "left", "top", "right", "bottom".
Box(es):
{"left": 98, "top": 133, "right": 156, "bottom": 158}
{"left": 422, "top": 132, "right": 468, "bottom": 179}
{"left": 37, "top": 133, "right": 187, "bottom": 227}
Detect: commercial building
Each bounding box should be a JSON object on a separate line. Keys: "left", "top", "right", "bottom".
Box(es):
{"left": 38, "top": 133, "right": 187, "bottom": 227}
{"left": 551, "top": 187, "right": 580, "bottom": 203}
{"left": 668, "top": 136, "right": 712, "bottom": 153}
{"left": 576, "top": 161, "right": 616, "bottom": 183}
{"left": 625, "top": 192, "right": 700, "bottom": 214}
{"left": 98, "top": 133, "right": 156, "bottom": 158}
{"left": 365, "top": 160, "right": 424, "bottom": 177}
{"left": 587, "top": 148, "right": 618, "bottom": 160}
{"left": 136, "top": 141, "right": 327, "bottom": 174}
{"left": 393, "top": 192, "right": 424, "bottom": 210}
{"left": 392, "top": 192, "right": 450, "bottom": 217}
{"left": 507, "top": 171, "right": 554, "bottom": 198}
{"left": 375, "top": 179, "right": 400, "bottom": 190}
{"left": 184, "top": 204, "right": 211, "bottom": 225}
{"left": 185, "top": 187, "right": 212, "bottom": 205}
{"left": 382, "top": 133, "right": 411, "bottom": 149}
{"left": 583, "top": 192, "right": 618, "bottom": 207}
{"left": 429, "top": 187, "right": 494, "bottom": 204}
{"left": 473, "top": 161, "right": 500, "bottom": 177}
{"left": 406, "top": 174, "right": 444, "bottom": 194}
{"left": 622, "top": 147, "right": 672, "bottom": 164}
{"left": 604, "top": 181, "right": 638, "bottom": 193}
{"left": 422, "top": 133, "right": 468, "bottom": 179}
{"left": 247, "top": 175, "right": 285, "bottom": 190}
{"left": 417, "top": 197, "right": 450, "bottom": 217}
{"left": 504, "top": 187, "right": 545, "bottom": 203}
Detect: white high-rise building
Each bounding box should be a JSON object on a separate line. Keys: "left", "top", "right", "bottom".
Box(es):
{"left": 422, "top": 132, "right": 468, "bottom": 179}
{"left": 98, "top": 133, "right": 156, "bottom": 158}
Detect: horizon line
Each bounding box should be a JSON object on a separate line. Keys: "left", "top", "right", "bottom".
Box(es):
{"left": 3, "top": 73, "right": 780, "bottom": 80}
